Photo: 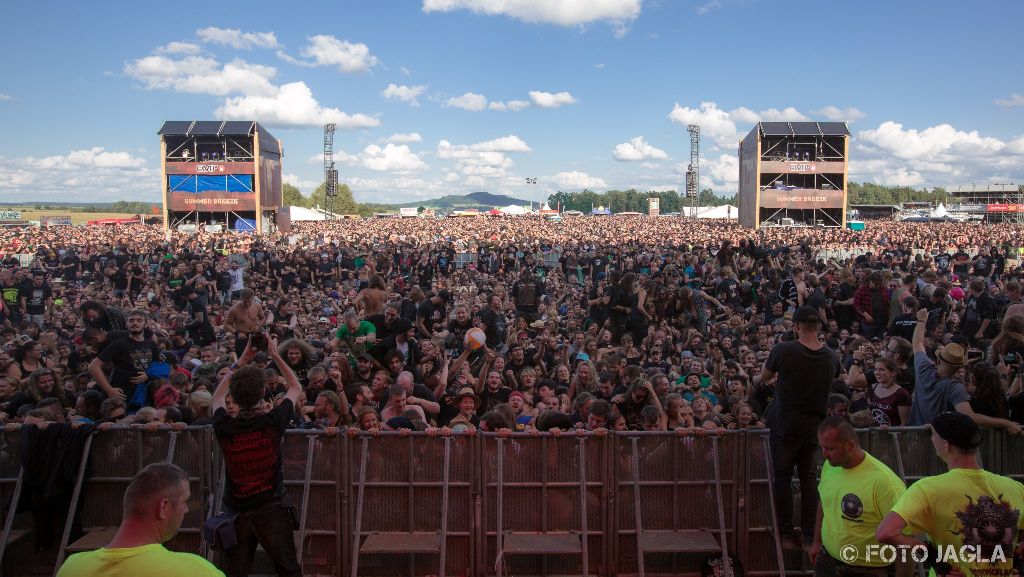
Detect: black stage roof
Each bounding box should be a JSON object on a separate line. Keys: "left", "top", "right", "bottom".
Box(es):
{"left": 758, "top": 121, "right": 850, "bottom": 137}
{"left": 158, "top": 121, "right": 280, "bottom": 155}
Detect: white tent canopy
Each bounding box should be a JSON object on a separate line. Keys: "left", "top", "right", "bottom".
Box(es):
{"left": 930, "top": 203, "right": 948, "bottom": 218}
{"left": 500, "top": 204, "right": 529, "bottom": 215}
{"left": 287, "top": 205, "right": 340, "bottom": 221}
{"left": 681, "top": 205, "right": 738, "bottom": 219}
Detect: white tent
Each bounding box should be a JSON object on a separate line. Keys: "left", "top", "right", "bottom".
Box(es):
{"left": 696, "top": 205, "right": 738, "bottom": 219}
{"left": 680, "top": 205, "right": 738, "bottom": 219}
{"left": 500, "top": 204, "right": 529, "bottom": 215}
{"left": 930, "top": 203, "right": 948, "bottom": 218}
{"left": 288, "top": 206, "right": 340, "bottom": 221}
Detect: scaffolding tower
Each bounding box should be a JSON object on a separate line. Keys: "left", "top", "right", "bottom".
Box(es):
{"left": 686, "top": 125, "right": 700, "bottom": 212}
{"left": 323, "top": 123, "right": 338, "bottom": 218}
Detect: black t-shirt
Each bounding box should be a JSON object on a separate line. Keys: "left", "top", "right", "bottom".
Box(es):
{"left": 365, "top": 313, "right": 396, "bottom": 341}
{"left": 19, "top": 282, "right": 51, "bottom": 315}
{"left": 417, "top": 299, "right": 437, "bottom": 334}
{"left": 0, "top": 282, "right": 21, "bottom": 311}
{"left": 764, "top": 341, "right": 841, "bottom": 437}
{"left": 97, "top": 336, "right": 159, "bottom": 394}
{"left": 888, "top": 313, "right": 917, "bottom": 342}
{"left": 806, "top": 288, "right": 827, "bottom": 313}
{"left": 214, "top": 399, "right": 292, "bottom": 511}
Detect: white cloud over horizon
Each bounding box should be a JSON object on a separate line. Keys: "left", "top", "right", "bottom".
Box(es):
{"left": 613, "top": 136, "right": 668, "bottom": 161}
{"left": 422, "top": 0, "right": 641, "bottom": 30}
{"left": 552, "top": 170, "right": 607, "bottom": 189}
{"left": 197, "top": 27, "right": 280, "bottom": 50}
{"left": 300, "top": 35, "right": 380, "bottom": 73}
{"left": 216, "top": 81, "right": 380, "bottom": 128}
{"left": 382, "top": 83, "right": 427, "bottom": 106}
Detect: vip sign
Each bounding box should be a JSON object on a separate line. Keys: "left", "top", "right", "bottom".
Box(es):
{"left": 194, "top": 164, "right": 226, "bottom": 173}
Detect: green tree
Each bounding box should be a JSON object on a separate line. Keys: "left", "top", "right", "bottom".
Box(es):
{"left": 417, "top": 205, "right": 426, "bottom": 214}
{"left": 283, "top": 183, "right": 308, "bottom": 208}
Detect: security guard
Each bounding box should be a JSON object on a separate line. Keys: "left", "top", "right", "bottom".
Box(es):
{"left": 810, "top": 416, "right": 908, "bottom": 577}
{"left": 877, "top": 411, "right": 1024, "bottom": 577}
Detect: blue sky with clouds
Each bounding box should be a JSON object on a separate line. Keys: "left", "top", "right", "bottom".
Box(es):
{"left": 1, "top": 0, "right": 1022, "bottom": 204}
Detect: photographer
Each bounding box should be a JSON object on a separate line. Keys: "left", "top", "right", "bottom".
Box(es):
{"left": 211, "top": 334, "right": 302, "bottom": 577}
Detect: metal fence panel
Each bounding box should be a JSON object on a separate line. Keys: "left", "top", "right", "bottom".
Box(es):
{"left": 480, "top": 433, "right": 606, "bottom": 577}
{"left": 346, "top": 432, "right": 474, "bottom": 577}
{"left": 611, "top": 432, "right": 740, "bottom": 577}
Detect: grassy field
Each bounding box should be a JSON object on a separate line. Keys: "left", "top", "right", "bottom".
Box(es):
{"left": 9, "top": 210, "right": 141, "bottom": 225}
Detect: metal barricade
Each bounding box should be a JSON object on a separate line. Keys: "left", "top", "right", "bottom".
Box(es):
{"left": 26, "top": 425, "right": 1024, "bottom": 577}
{"left": 346, "top": 432, "right": 474, "bottom": 577}
{"left": 611, "top": 431, "right": 739, "bottom": 577}
{"left": 0, "top": 430, "right": 24, "bottom": 577}
{"left": 742, "top": 431, "right": 786, "bottom": 577}
{"left": 480, "top": 432, "right": 606, "bottom": 577}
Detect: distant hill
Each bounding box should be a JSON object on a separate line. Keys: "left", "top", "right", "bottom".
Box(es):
{"left": 394, "top": 191, "right": 531, "bottom": 210}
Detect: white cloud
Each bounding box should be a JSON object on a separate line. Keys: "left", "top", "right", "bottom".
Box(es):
{"left": 196, "top": 27, "right": 280, "bottom": 49}
{"left": 443, "top": 92, "right": 489, "bottom": 111}
{"left": 358, "top": 144, "right": 428, "bottom": 173}
{"left": 0, "top": 149, "right": 157, "bottom": 202}
{"left": 331, "top": 144, "right": 427, "bottom": 173}
{"left": 400, "top": 66, "right": 412, "bottom": 76}
{"left": 613, "top": 136, "right": 668, "bottom": 161}
{"left": 422, "top": 0, "right": 641, "bottom": 28}
{"left": 155, "top": 41, "right": 201, "bottom": 55}
{"left": 594, "top": 63, "right": 605, "bottom": 69}
{"left": 813, "top": 105, "right": 866, "bottom": 122}
{"left": 851, "top": 120, "right": 1024, "bottom": 188}
{"left": 488, "top": 99, "right": 530, "bottom": 111}
{"left": 124, "top": 55, "right": 278, "bottom": 97}
{"left": 0, "top": 93, "right": 11, "bottom": 101}
{"left": 858, "top": 121, "right": 1005, "bottom": 160}
{"left": 668, "top": 101, "right": 740, "bottom": 147}
{"left": 996, "top": 94, "right": 1024, "bottom": 107}
{"left": 444, "top": 172, "right": 461, "bottom": 182}
{"left": 529, "top": 90, "right": 578, "bottom": 108}
{"left": 695, "top": 0, "right": 721, "bottom": 14}
{"left": 282, "top": 173, "right": 321, "bottom": 194}
{"left": 25, "top": 147, "right": 146, "bottom": 170}
{"left": 382, "top": 83, "right": 427, "bottom": 106}
{"left": 301, "top": 35, "right": 379, "bottom": 73}
{"left": 702, "top": 153, "right": 739, "bottom": 191}
{"left": 216, "top": 81, "right": 380, "bottom": 128}
{"left": 669, "top": 101, "right": 819, "bottom": 148}
{"left": 436, "top": 135, "right": 531, "bottom": 179}
{"left": 383, "top": 132, "right": 423, "bottom": 143}
{"left": 553, "top": 170, "right": 607, "bottom": 189}
{"left": 470, "top": 135, "right": 532, "bottom": 152}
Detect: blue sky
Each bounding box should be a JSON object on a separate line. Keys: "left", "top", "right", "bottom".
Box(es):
{"left": 1, "top": 0, "right": 1022, "bottom": 204}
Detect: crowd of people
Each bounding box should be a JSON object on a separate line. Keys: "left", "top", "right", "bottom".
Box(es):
{"left": 2, "top": 213, "right": 1023, "bottom": 576}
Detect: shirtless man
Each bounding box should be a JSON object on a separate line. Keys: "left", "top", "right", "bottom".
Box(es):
{"left": 222, "top": 288, "right": 266, "bottom": 357}
{"left": 355, "top": 274, "right": 388, "bottom": 317}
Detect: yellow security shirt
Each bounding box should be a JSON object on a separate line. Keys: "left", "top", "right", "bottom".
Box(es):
{"left": 819, "top": 451, "right": 905, "bottom": 567}
{"left": 892, "top": 468, "right": 1024, "bottom": 577}
{"left": 56, "top": 543, "right": 224, "bottom": 577}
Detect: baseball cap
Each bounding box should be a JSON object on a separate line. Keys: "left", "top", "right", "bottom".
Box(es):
{"left": 792, "top": 306, "right": 822, "bottom": 324}
{"left": 931, "top": 411, "right": 982, "bottom": 451}
{"left": 576, "top": 352, "right": 590, "bottom": 362}
{"left": 318, "top": 317, "right": 330, "bottom": 323}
